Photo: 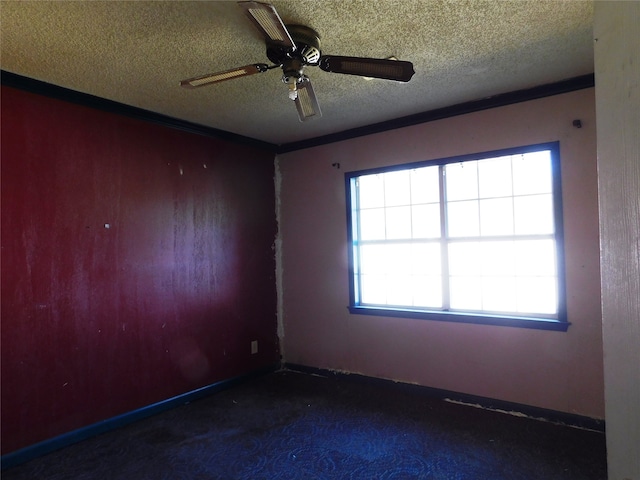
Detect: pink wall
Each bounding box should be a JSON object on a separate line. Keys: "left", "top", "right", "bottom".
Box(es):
{"left": 278, "top": 88, "right": 604, "bottom": 419}
{"left": 1, "top": 86, "right": 279, "bottom": 453}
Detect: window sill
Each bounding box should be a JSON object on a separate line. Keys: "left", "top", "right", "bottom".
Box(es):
{"left": 347, "top": 306, "right": 570, "bottom": 331}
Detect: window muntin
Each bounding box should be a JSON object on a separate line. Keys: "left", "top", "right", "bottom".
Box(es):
{"left": 346, "top": 143, "right": 568, "bottom": 330}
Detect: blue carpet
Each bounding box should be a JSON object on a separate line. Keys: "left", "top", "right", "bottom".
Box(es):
{"left": 3, "top": 370, "right": 607, "bottom": 479}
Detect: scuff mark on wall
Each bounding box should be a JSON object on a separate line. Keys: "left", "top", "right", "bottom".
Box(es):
{"left": 274, "top": 155, "right": 285, "bottom": 361}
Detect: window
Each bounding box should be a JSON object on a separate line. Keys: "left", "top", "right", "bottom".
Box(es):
{"left": 346, "top": 143, "right": 568, "bottom": 331}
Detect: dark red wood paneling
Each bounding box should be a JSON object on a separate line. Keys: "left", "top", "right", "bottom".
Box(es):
{"left": 0, "top": 86, "right": 278, "bottom": 453}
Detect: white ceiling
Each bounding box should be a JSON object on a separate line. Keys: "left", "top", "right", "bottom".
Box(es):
{"left": 1, "top": 0, "right": 594, "bottom": 146}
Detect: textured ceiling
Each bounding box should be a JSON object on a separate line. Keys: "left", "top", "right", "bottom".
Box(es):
{"left": 1, "top": 0, "right": 594, "bottom": 146}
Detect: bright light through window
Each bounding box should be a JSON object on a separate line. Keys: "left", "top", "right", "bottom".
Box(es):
{"left": 347, "top": 143, "right": 567, "bottom": 329}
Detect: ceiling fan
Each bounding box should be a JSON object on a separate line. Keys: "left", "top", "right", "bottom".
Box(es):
{"left": 180, "top": 1, "right": 415, "bottom": 122}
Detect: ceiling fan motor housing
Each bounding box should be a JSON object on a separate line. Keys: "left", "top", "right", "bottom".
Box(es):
{"left": 266, "top": 24, "right": 321, "bottom": 66}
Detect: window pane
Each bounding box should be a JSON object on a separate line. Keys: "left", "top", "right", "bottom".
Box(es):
{"left": 450, "top": 277, "right": 482, "bottom": 310}
{"left": 411, "top": 166, "right": 440, "bottom": 204}
{"left": 515, "top": 239, "right": 556, "bottom": 276}
{"left": 384, "top": 170, "right": 411, "bottom": 207}
{"left": 387, "top": 275, "right": 415, "bottom": 305}
{"left": 412, "top": 275, "right": 442, "bottom": 308}
{"left": 512, "top": 151, "right": 552, "bottom": 195}
{"left": 516, "top": 276, "right": 557, "bottom": 314}
{"left": 360, "top": 244, "right": 389, "bottom": 274}
{"left": 411, "top": 203, "right": 441, "bottom": 238}
{"left": 386, "top": 243, "right": 414, "bottom": 275}
{"left": 448, "top": 242, "right": 481, "bottom": 276}
{"left": 358, "top": 174, "right": 385, "bottom": 209}
{"left": 360, "top": 274, "right": 386, "bottom": 304}
{"left": 412, "top": 242, "right": 441, "bottom": 275}
{"left": 478, "top": 156, "right": 513, "bottom": 198}
{"left": 385, "top": 206, "right": 412, "bottom": 239}
{"left": 482, "top": 276, "right": 517, "bottom": 312}
{"left": 479, "top": 197, "right": 514, "bottom": 236}
{"left": 514, "top": 194, "right": 554, "bottom": 235}
{"left": 361, "top": 243, "right": 421, "bottom": 276}
{"left": 445, "top": 161, "right": 478, "bottom": 201}
{"left": 447, "top": 200, "right": 480, "bottom": 237}
{"left": 359, "top": 208, "right": 386, "bottom": 240}
{"left": 480, "top": 241, "right": 516, "bottom": 277}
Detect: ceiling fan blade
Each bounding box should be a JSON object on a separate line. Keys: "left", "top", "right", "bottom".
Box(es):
{"left": 319, "top": 56, "right": 415, "bottom": 82}
{"left": 180, "top": 64, "right": 269, "bottom": 88}
{"left": 239, "top": 1, "right": 295, "bottom": 50}
{"left": 294, "top": 76, "right": 321, "bottom": 122}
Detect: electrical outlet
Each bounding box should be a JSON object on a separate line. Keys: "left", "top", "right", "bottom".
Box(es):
{"left": 251, "top": 340, "right": 258, "bottom": 355}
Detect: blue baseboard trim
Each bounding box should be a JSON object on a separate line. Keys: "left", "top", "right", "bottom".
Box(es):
{"left": 283, "top": 363, "right": 605, "bottom": 433}
{"left": 1, "top": 363, "right": 279, "bottom": 470}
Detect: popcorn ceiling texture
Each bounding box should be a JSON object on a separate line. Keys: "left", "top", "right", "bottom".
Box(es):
{"left": 1, "top": 0, "right": 594, "bottom": 145}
